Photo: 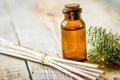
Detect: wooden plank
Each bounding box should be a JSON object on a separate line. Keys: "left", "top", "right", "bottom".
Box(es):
{"left": 2, "top": 0, "right": 120, "bottom": 80}
{"left": 27, "top": 61, "right": 74, "bottom": 80}
{"left": 0, "top": 0, "right": 30, "bottom": 80}
{"left": 3, "top": 0, "right": 74, "bottom": 80}
{"left": 0, "top": 54, "right": 30, "bottom": 80}
{"left": 0, "top": 0, "right": 17, "bottom": 43}
{"left": 4, "top": 0, "right": 75, "bottom": 80}
{"left": 5, "top": 0, "right": 61, "bottom": 55}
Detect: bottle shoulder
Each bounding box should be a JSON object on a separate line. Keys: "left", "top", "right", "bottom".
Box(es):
{"left": 61, "top": 19, "right": 85, "bottom": 29}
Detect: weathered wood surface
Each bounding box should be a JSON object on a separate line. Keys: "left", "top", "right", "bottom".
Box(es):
{"left": 0, "top": 0, "right": 30, "bottom": 80}
{"left": 0, "top": 0, "right": 120, "bottom": 80}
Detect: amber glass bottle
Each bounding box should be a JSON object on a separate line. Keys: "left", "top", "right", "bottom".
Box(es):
{"left": 61, "top": 3, "right": 86, "bottom": 61}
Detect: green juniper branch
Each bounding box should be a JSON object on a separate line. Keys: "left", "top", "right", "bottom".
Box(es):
{"left": 87, "top": 26, "right": 120, "bottom": 66}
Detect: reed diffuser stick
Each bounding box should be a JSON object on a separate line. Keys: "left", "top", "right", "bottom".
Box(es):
{"left": 0, "top": 38, "right": 104, "bottom": 80}
{"left": 0, "top": 38, "right": 99, "bottom": 69}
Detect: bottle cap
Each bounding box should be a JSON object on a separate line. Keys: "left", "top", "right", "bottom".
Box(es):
{"left": 63, "top": 3, "right": 82, "bottom": 13}
{"left": 65, "top": 3, "right": 80, "bottom": 10}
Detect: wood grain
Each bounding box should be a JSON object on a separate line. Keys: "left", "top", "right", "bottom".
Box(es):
{"left": 27, "top": 61, "right": 74, "bottom": 80}
{"left": 0, "top": 0, "right": 17, "bottom": 43}
{"left": 0, "top": 0, "right": 120, "bottom": 80}
{"left": 0, "top": 54, "right": 30, "bottom": 80}
{"left": 3, "top": 0, "right": 74, "bottom": 79}
{"left": 0, "top": 0, "right": 30, "bottom": 80}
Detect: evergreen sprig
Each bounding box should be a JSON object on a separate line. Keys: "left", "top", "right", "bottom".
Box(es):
{"left": 87, "top": 26, "right": 120, "bottom": 66}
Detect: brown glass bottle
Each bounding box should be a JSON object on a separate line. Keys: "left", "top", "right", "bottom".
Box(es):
{"left": 61, "top": 3, "right": 86, "bottom": 61}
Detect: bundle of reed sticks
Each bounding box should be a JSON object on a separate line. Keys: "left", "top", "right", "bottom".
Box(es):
{"left": 0, "top": 38, "right": 104, "bottom": 80}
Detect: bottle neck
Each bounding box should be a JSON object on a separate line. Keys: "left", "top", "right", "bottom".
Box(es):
{"left": 64, "top": 11, "right": 81, "bottom": 20}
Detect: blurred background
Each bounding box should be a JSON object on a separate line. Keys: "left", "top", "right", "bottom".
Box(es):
{"left": 33, "top": 0, "right": 120, "bottom": 33}
{"left": 0, "top": 0, "right": 120, "bottom": 53}
{"left": 0, "top": 0, "right": 120, "bottom": 33}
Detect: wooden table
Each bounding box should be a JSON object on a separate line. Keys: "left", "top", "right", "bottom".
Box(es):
{"left": 0, "top": 0, "right": 120, "bottom": 80}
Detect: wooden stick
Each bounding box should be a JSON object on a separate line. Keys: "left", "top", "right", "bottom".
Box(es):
{"left": 0, "top": 38, "right": 13, "bottom": 45}
{"left": 0, "top": 47, "right": 101, "bottom": 79}
{"left": 48, "top": 57, "right": 98, "bottom": 68}
{"left": 67, "top": 64, "right": 104, "bottom": 74}
{"left": 45, "top": 57, "right": 97, "bottom": 80}
{"left": 0, "top": 47, "right": 84, "bottom": 80}
{"left": 0, "top": 38, "right": 99, "bottom": 70}
{"left": 66, "top": 64, "right": 101, "bottom": 77}
{"left": 0, "top": 47, "right": 42, "bottom": 62}
{"left": 0, "top": 40, "right": 99, "bottom": 69}
{"left": 0, "top": 38, "right": 104, "bottom": 79}
{"left": 44, "top": 59, "right": 85, "bottom": 80}
{"left": 0, "top": 47, "right": 40, "bottom": 63}
{"left": 0, "top": 46, "right": 100, "bottom": 78}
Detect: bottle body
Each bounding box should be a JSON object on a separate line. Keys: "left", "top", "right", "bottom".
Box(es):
{"left": 61, "top": 4, "right": 86, "bottom": 61}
